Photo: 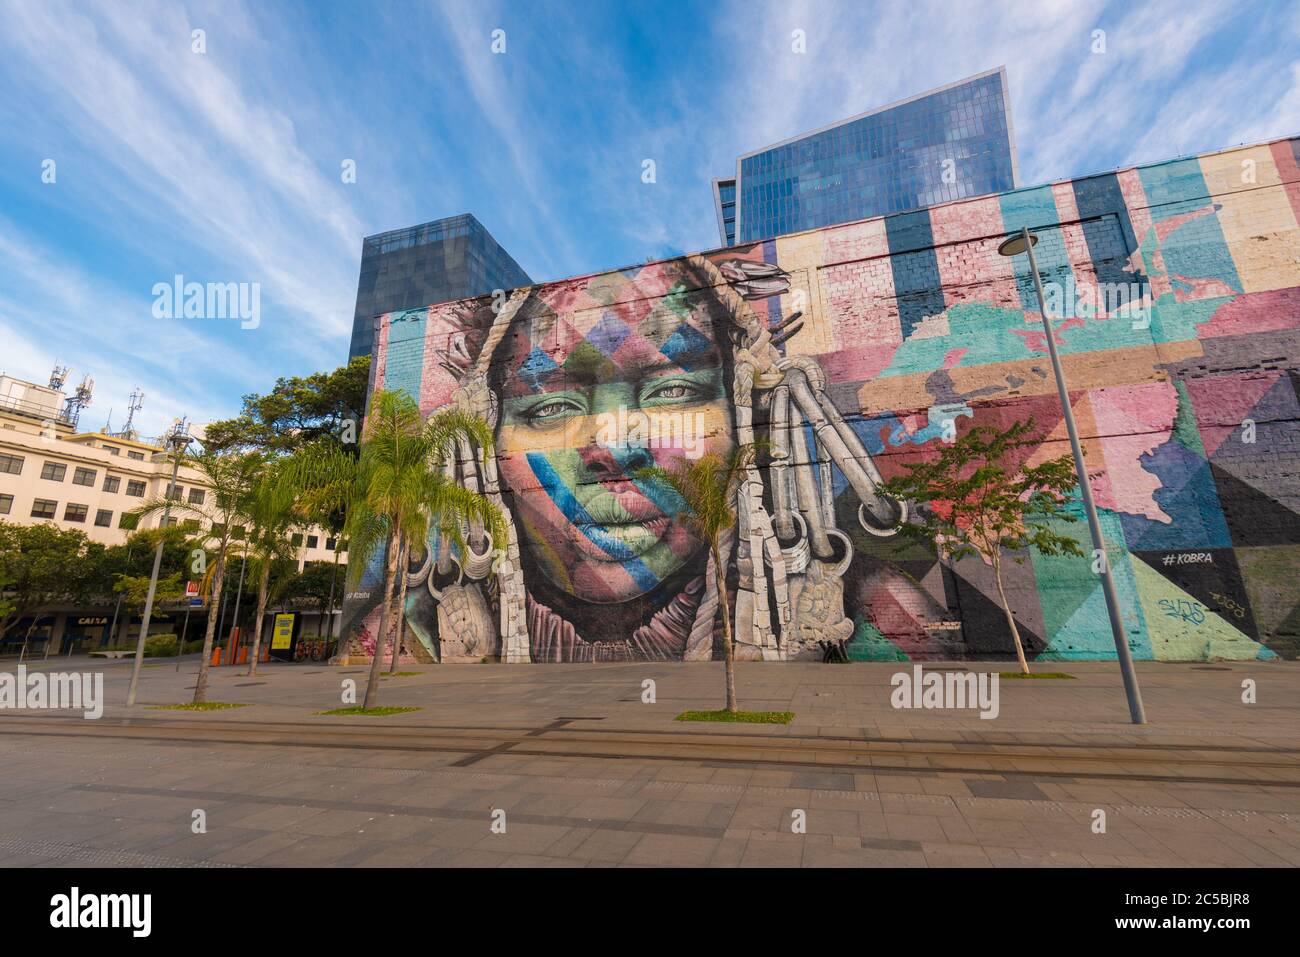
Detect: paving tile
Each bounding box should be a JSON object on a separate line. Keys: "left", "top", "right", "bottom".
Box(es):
{"left": 740, "top": 840, "right": 804, "bottom": 867}
{"left": 624, "top": 833, "right": 719, "bottom": 867}
{"left": 966, "top": 780, "right": 1051, "bottom": 801}
{"left": 473, "top": 823, "right": 573, "bottom": 855}
{"left": 790, "top": 771, "right": 856, "bottom": 790}
{"left": 2, "top": 659, "right": 1298, "bottom": 868}
{"left": 708, "top": 838, "right": 748, "bottom": 867}
{"left": 569, "top": 828, "right": 643, "bottom": 863}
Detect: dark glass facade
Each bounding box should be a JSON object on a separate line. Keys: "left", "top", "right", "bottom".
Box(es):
{"left": 713, "top": 178, "right": 737, "bottom": 246}
{"left": 726, "top": 68, "right": 1017, "bottom": 246}
{"left": 347, "top": 214, "right": 532, "bottom": 360}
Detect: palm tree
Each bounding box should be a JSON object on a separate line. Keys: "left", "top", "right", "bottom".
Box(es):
{"left": 320, "top": 520, "right": 346, "bottom": 654}
{"left": 284, "top": 389, "right": 504, "bottom": 708}
{"left": 388, "top": 530, "right": 410, "bottom": 674}
{"left": 129, "top": 449, "right": 263, "bottom": 702}
{"left": 284, "top": 460, "right": 350, "bottom": 661}
{"left": 636, "top": 444, "right": 762, "bottom": 714}
{"left": 243, "top": 460, "right": 307, "bottom": 676}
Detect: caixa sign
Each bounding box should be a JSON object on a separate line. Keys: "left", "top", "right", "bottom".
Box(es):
{"left": 76, "top": 617, "right": 109, "bottom": 626}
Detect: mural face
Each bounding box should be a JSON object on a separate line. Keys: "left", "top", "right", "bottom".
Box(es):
{"left": 491, "top": 268, "right": 735, "bottom": 605}
{"left": 346, "top": 136, "right": 1300, "bottom": 665}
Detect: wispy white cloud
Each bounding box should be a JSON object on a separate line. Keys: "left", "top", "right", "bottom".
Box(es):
{"left": 0, "top": 0, "right": 369, "bottom": 352}
{"left": 0, "top": 0, "right": 1294, "bottom": 430}
{"left": 712, "top": 0, "right": 1294, "bottom": 191}
{"left": 0, "top": 219, "right": 257, "bottom": 434}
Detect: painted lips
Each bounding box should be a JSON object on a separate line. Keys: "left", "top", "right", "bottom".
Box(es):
{"left": 581, "top": 487, "right": 666, "bottom": 523}
{"left": 575, "top": 489, "right": 674, "bottom": 561}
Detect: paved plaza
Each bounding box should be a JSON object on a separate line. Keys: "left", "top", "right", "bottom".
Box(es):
{"left": 0, "top": 657, "right": 1297, "bottom": 867}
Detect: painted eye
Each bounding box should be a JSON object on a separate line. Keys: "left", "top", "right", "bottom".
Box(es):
{"left": 527, "top": 399, "right": 581, "bottom": 421}
{"left": 645, "top": 382, "right": 698, "bottom": 402}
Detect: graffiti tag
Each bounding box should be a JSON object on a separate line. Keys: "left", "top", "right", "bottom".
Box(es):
{"left": 1209, "top": 592, "right": 1247, "bottom": 620}
{"left": 1158, "top": 598, "right": 1206, "bottom": 624}
{"left": 1161, "top": 552, "right": 1213, "bottom": 566}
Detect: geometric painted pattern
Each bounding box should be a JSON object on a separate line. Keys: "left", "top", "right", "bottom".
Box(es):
{"left": 348, "top": 135, "right": 1300, "bottom": 663}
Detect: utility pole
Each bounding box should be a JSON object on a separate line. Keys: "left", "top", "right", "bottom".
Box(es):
{"left": 228, "top": 549, "right": 248, "bottom": 661}
{"left": 998, "top": 227, "right": 1147, "bottom": 724}
{"left": 176, "top": 601, "right": 193, "bottom": 672}
{"left": 105, "top": 544, "right": 131, "bottom": 652}
{"left": 126, "top": 419, "right": 192, "bottom": 706}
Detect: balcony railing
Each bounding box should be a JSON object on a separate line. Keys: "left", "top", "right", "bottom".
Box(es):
{"left": 0, "top": 394, "right": 74, "bottom": 426}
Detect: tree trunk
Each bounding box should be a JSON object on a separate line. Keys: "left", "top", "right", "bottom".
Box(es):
{"left": 323, "top": 547, "right": 341, "bottom": 637}
{"left": 325, "top": 547, "right": 344, "bottom": 663}
{"left": 362, "top": 527, "right": 400, "bottom": 710}
{"left": 19, "top": 615, "right": 41, "bottom": 662}
{"left": 116, "top": 601, "right": 132, "bottom": 647}
{"left": 992, "top": 554, "right": 1030, "bottom": 674}
{"left": 712, "top": 542, "right": 737, "bottom": 714}
{"left": 246, "top": 561, "right": 271, "bottom": 676}
{"left": 193, "top": 551, "right": 227, "bottom": 704}
{"left": 389, "top": 534, "right": 409, "bottom": 674}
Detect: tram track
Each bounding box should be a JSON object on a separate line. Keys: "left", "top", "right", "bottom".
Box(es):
{"left": 2, "top": 713, "right": 1298, "bottom": 789}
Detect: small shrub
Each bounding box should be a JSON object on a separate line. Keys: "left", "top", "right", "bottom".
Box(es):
{"left": 999, "top": 671, "right": 1076, "bottom": 680}
{"left": 140, "top": 636, "right": 207, "bottom": 658}
{"left": 149, "top": 702, "right": 250, "bottom": 711}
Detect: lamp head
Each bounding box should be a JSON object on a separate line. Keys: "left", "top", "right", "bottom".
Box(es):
{"left": 997, "top": 231, "right": 1038, "bottom": 257}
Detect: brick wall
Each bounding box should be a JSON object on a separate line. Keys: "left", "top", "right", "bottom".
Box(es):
{"left": 346, "top": 136, "right": 1300, "bottom": 664}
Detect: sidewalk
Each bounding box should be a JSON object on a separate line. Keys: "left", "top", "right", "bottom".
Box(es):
{"left": 0, "top": 659, "right": 1296, "bottom": 868}
{"left": 18, "top": 656, "right": 1300, "bottom": 746}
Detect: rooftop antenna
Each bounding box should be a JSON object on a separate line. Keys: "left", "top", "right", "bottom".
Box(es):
{"left": 121, "top": 387, "right": 143, "bottom": 440}
{"left": 48, "top": 365, "right": 69, "bottom": 391}
{"left": 62, "top": 374, "right": 94, "bottom": 428}
{"left": 101, "top": 407, "right": 114, "bottom": 434}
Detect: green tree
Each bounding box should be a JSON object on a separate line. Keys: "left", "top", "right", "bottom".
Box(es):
{"left": 281, "top": 561, "right": 338, "bottom": 635}
{"left": 130, "top": 450, "right": 263, "bottom": 701}
{"left": 92, "top": 526, "right": 202, "bottom": 645}
{"left": 204, "top": 359, "right": 369, "bottom": 654}
{"left": 243, "top": 461, "right": 308, "bottom": 676}
{"left": 112, "top": 572, "right": 187, "bottom": 641}
{"left": 102, "top": 527, "right": 195, "bottom": 579}
{"left": 635, "top": 445, "right": 763, "bottom": 714}
{"left": 202, "top": 356, "right": 370, "bottom": 454}
{"left": 879, "top": 419, "right": 1084, "bottom": 675}
{"left": 283, "top": 447, "right": 349, "bottom": 652}
{"left": 284, "top": 390, "right": 503, "bottom": 708}
{"left": 0, "top": 523, "right": 97, "bottom": 650}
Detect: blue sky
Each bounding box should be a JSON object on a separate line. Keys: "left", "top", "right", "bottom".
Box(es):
{"left": 1, "top": 0, "right": 1297, "bottom": 435}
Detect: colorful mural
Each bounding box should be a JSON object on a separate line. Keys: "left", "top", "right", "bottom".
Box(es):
{"left": 342, "top": 136, "right": 1300, "bottom": 664}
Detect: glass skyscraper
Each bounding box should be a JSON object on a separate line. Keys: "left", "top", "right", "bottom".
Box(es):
{"left": 712, "top": 177, "right": 737, "bottom": 246}
{"left": 716, "top": 67, "right": 1018, "bottom": 246}
{"left": 348, "top": 213, "right": 532, "bottom": 360}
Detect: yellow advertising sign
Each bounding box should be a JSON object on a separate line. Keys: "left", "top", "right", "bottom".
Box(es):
{"left": 271, "top": 613, "right": 295, "bottom": 650}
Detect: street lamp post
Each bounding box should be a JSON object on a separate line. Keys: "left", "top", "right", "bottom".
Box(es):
{"left": 176, "top": 601, "right": 192, "bottom": 672}
{"left": 998, "top": 226, "right": 1146, "bottom": 725}
{"left": 227, "top": 549, "right": 248, "bottom": 661}
{"left": 125, "top": 419, "right": 192, "bottom": 707}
